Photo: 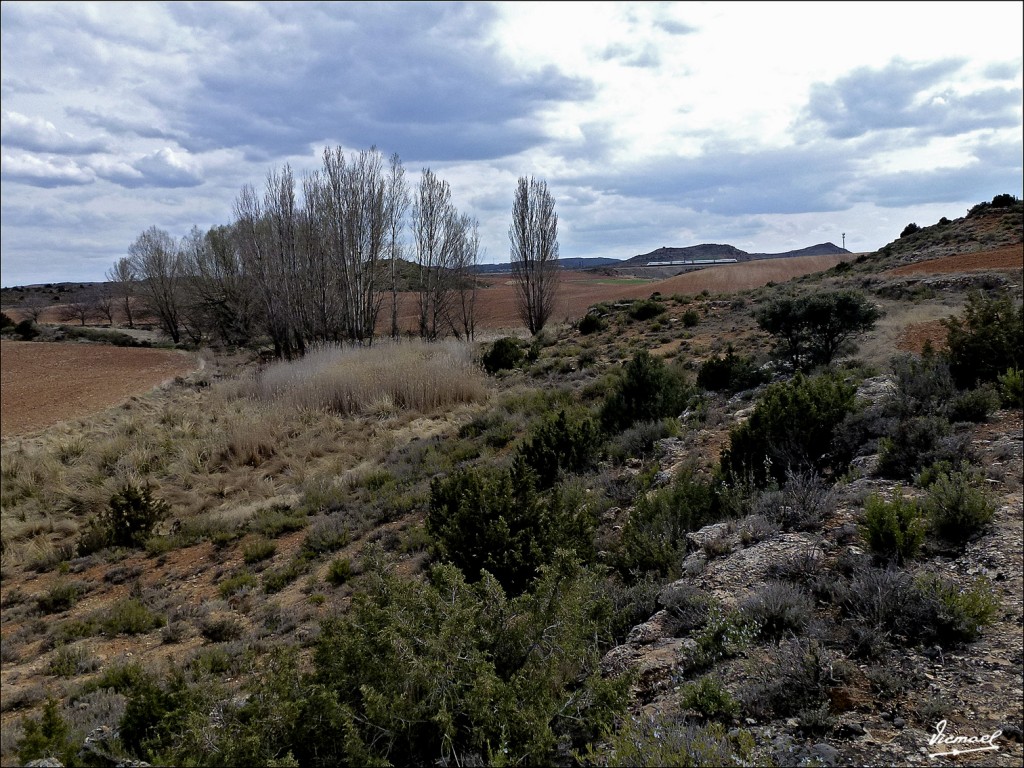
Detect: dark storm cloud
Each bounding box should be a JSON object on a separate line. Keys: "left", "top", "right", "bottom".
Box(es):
{"left": 166, "top": 2, "right": 593, "bottom": 162}
{"left": 802, "top": 59, "right": 1022, "bottom": 140}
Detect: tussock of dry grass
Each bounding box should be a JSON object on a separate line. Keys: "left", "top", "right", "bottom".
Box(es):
{"left": 239, "top": 340, "right": 487, "bottom": 416}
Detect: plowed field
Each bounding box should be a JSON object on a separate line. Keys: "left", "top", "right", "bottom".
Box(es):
{"left": 0, "top": 341, "right": 196, "bottom": 438}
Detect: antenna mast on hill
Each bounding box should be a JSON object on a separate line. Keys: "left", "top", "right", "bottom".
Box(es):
{"left": 842, "top": 233, "right": 846, "bottom": 249}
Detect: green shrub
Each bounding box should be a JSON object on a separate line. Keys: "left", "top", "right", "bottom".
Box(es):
{"left": 900, "top": 223, "right": 921, "bottom": 237}
{"left": 943, "top": 292, "right": 1023, "bottom": 389}
{"left": 101, "top": 599, "right": 165, "bottom": 636}
{"left": 17, "top": 699, "right": 76, "bottom": 766}
{"left": 199, "top": 615, "right": 243, "bottom": 643}
{"left": 681, "top": 308, "right": 700, "bottom": 328}
{"left": 577, "top": 313, "right": 607, "bottom": 335}
{"left": 427, "top": 455, "right": 594, "bottom": 594}
{"left": 949, "top": 385, "right": 1001, "bottom": 423}
{"left": 720, "top": 371, "right": 858, "bottom": 488}
{"left": 482, "top": 337, "right": 525, "bottom": 374}
{"left": 876, "top": 415, "right": 965, "bottom": 480}
{"left": 249, "top": 505, "right": 309, "bottom": 537}
{"left": 242, "top": 537, "right": 277, "bottom": 564}
{"left": 14, "top": 318, "right": 39, "bottom": 340}
{"left": 617, "top": 469, "right": 722, "bottom": 579}
{"left": 46, "top": 644, "right": 99, "bottom": 677}
{"left": 922, "top": 471, "right": 995, "bottom": 544}
{"left": 628, "top": 298, "right": 667, "bottom": 321}
{"left": 0, "top": 311, "right": 13, "bottom": 330}
{"left": 218, "top": 571, "right": 258, "bottom": 598}
{"left": 697, "top": 345, "right": 769, "bottom": 393}
{"left": 79, "top": 482, "right": 169, "bottom": 554}
{"left": 518, "top": 407, "right": 603, "bottom": 488}
{"left": 998, "top": 367, "right": 1023, "bottom": 407}
{"left": 755, "top": 290, "right": 879, "bottom": 371}
{"left": 861, "top": 492, "right": 925, "bottom": 563}
{"left": 914, "top": 574, "right": 998, "bottom": 643}
{"left": 600, "top": 349, "right": 694, "bottom": 432}
{"left": 36, "top": 582, "right": 82, "bottom": 614}
{"left": 326, "top": 557, "right": 353, "bottom": 586}
{"left": 740, "top": 638, "right": 836, "bottom": 729}
{"left": 680, "top": 676, "right": 740, "bottom": 721}
{"left": 607, "top": 418, "right": 677, "bottom": 463}
{"left": 262, "top": 559, "right": 309, "bottom": 594}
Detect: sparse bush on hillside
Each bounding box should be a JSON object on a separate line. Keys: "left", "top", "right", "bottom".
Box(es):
{"left": 922, "top": 470, "right": 995, "bottom": 544}
{"left": 518, "top": 407, "right": 603, "bottom": 489}
{"left": 943, "top": 292, "right": 1023, "bottom": 389}
{"left": 628, "top": 298, "right": 666, "bottom": 321}
{"left": 720, "top": 371, "right": 858, "bottom": 488}
{"left": 861, "top": 491, "right": 925, "bottom": 564}
{"left": 577, "top": 312, "right": 607, "bottom": 335}
{"left": 78, "top": 483, "right": 169, "bottom": 554}
{"left": 876, "top": 415, "right": 968, "bottom": 480}
{"left": 482, "top": 336, "right": 526, "bottom": 373}
{"left": 900, "top": 223, "right": 921, "bottom": 238}
{"left": 584, "top": 713, "right": 755, "bottom": 767}
{"left": 755, "top": 290, "right": 879, "bottom": 372}
{"left": 697, "top": 345, "right": 769, "bottom": 393}
{"left": 600, "top": 349, "right": 695, "bottom": 432}
{"left": 427, "top": 455, "right": 595, "bottom": 594}
{"left": 616, "top": 468, "right": 722, "bottom": 579}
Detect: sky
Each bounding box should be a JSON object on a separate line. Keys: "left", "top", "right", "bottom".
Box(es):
{"left": 1, "top": 1, "right": 1022, "bottom": 287}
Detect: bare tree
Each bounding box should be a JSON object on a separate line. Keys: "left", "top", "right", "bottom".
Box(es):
{"left": 128, "top": 226, "right": 184, "bottom": 343}
{"left": 386, "top": 153, "right": 410, "bottom": 339}
{"left": 105, "top": 257, "right": 137, "bottom": 328}
{"left": 509, "top": 176, "right": 559, "bottom": 336}
{"left": 94, "top": 283, "right": 117, "bottom": 326}
{"left": 58, "top": 301, "right": 92, "bottom": 326}
{"left": 20, "top": 292, "right": 49, "bottom": 324}
{"left": 412, "top": 168, "right": 457, "bottom": 340}
{"left": 445, "top": 214, "right": 480, "bottom": 341}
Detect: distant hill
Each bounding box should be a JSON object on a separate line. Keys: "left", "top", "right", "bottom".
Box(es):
{"left": 623, "top": 242, "right": 848, "bottom": 267}
{"left": 472, "top": 257, "right": 622, "bottom": 274}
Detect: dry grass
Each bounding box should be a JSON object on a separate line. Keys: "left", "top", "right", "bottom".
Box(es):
{"left": 237, "top": 339, "right": 487, "bottom": 416}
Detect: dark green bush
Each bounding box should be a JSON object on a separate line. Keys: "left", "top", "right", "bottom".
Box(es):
{"left": 948, "top": 385, "right": 1000, "bottom": 422}
{"left": 922, "top": 470, "right": 995, "bottom": 544}
{"left": 17, "top": 699, "right": 76, "bottom": 767}
{"left": 482, "top": 337, "right": 525, "bottom": 374}
{"left": 900, "top": 223, "right": 921, "bottom": 237}
{"left": 681, "top": 308, "right": 700, "bottom": 328}
{"left": 326, "top": 557, "right": 353, "bottom": 586}
{"left": 860, "top": 492, "right": 924, "bottom": 563}
{"left": 36, "top": 582, "right": 82, "bottom": 614}
{"left": 518, "top": 407, "right": 603, "bottom": 488}
{"left": 427, "top": 455, "right": 595, "bottom": 594}
{"left": 755, "top": 290, "right": 879, "bottom": 371}
{"left": 101, "top": 598, "right": 165, "bottom": 636}
{"left": 697, "top": 346, "right": 769, "bottom": 393}
{"left": 616, "top": 468, "right": 721, "bottom": 579}
{"left": 998, "top": 368, "right": 1023, "bottom": 407}
{"left": 720, "top": 371, "right": 858, "bottom": 488}
{"left": 876, "top": 415, "right": 967, "bottom": 480}
{"left": 14, "top": 318, "right": 38, "bottom": 340}
{"left": 628, "top": 298, "right": 666, "bottom": 321}
{"left": 680, "top": 676, "right": 740, "bottom": 721}
{"left": 79, "top": 483, "right": 169, "bottom": 553}
{"left": 607, "top": 418, "right": 677, "bottom": 463}
{"left": 0, "top": 311, "right": 13, "bottom": 330}
{"left": 577, "top": 312, "right": 607, "bottom": 335}
{"left": 242, "top": 537, "right": 276, "bottom": 564}
{"left": 943, "top": 292, "right": 1023, "bottom": 389}
{"left": 600, "top": 349, "right": 694, "bottom": 432}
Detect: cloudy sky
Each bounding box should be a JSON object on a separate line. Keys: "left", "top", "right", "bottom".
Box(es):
{"left": 1, "top": 1, "right": 1021, "bottom": 286}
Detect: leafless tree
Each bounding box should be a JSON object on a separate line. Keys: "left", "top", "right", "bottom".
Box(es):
{"left": 105, "top": 257, "right": 137, "bottom": 328}
{"left": 184, "top": 224, "right": 257, "bottom": 346}
{"left": 445, "top": 214, "right": 481, "bottom": 341}
{"left": 19, "top": 292, "right": 49, "bottom": 324}
{"left": 509, "top": 176, "right": 559, "bottom": 335}
{"left": 412, "top": 168, "right": 457, "bottom": 340}
{"left": 128, "top": 226, "right": 183, "bottom": 343}
{"left": 93, "top": 283, "right": 117, "bottom": 326}
{"left": 386, "top": 153, "right": 410, "bottom": 339}
{"left": 58, "top": 301, "right": 92, "bottom": 326}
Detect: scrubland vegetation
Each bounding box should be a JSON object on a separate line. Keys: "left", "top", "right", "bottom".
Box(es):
{"left": 1, "top": 197, "right": 1022, "bottom": 766}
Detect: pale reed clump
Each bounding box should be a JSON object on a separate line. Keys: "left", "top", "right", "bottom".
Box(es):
{"left": 245, "top": 339, "right": 487, "bottom": 416}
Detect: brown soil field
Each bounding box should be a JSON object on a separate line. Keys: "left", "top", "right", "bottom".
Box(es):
{"left": 0, "top": 341, "right": 197, "bottom": 438}
{"left": 883, "top": 244, "right": 1023, "bottom": 276}
{"left": 442, "top": 253, "right": 850, "bottom": 332}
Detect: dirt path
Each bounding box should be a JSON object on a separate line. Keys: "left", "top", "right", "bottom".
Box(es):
{"left": 0, "top": 341, "right": 197, "bottom": 438}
